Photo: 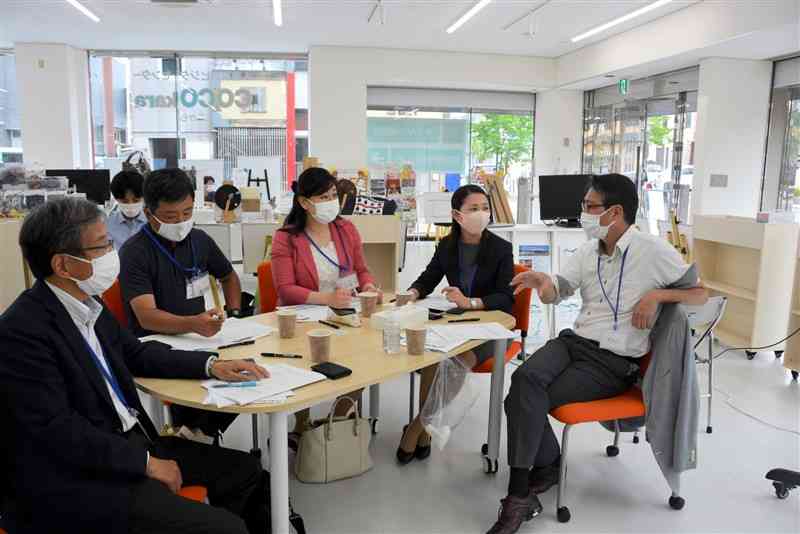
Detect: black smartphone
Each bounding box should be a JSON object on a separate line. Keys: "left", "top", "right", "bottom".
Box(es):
{"left": 428, "top": 311, "right": 444, "bottom": 320}
{"left": 311, "top": 362, "right": 352, "bottom": 380}
{"left": 429, "top": 308, "right": 445, "bottom": 314}
{"left": 329, "top": 307, "right": 356, "bottom": 316}
{"left": 445, "top": 307, "right": 467, "bottom": 315}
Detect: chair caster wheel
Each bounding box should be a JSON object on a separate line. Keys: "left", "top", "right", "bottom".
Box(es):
{"left": 483, "top": 457, "right": 498, "bottom": 474}
{"left": 669, "top": 496, "right": 685, "bottom": 510}
{"left": 746, "top": 351, "right": 756, "bottom": 360}
{"left": 557, "top": 506, "right": 571, "bottom": 523}
{"left": 775, "top": 351, "right": 784, "bottom": 359}
{"left": 606, "top": 445, "right": 619, "bottom": 457}
{"left": 371, "top": 419, "right": 378, "bottom": 435}
{"left": 481, "top": 443, "right": 488, "bottom": 456}
{"left": 774, "top": 482, "right": 790, "bottom": 499}
{"left": 706, "top": 426, "right": 713, "bottom": 434}
{"left": 633, "top": 435, "right": 640, "bottom": 444}
{"left": 792, "top": 371, "right": 799, "bottom": 381}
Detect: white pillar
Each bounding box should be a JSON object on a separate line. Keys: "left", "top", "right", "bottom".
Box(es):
{"left": 533, "top": 89, "right": 584, "bottom": 176}
{"left": 692, "top": 58, "right": 772, "bottom": 217}
{"left": 15, "top": 43, "right": 92, "bottom": 169}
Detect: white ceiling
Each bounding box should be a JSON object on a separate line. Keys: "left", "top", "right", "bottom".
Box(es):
{"left": 0, "top": 0, "right": 696, "bottom": 57}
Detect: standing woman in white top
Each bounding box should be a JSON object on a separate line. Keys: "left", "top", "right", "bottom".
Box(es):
{"left": 271, "top": 167, "right": 382, "bottom": 443}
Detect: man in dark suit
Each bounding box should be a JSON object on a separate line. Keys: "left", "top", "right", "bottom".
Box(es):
{"left": 0, "top": 198, "right": 270, "bottom": 534}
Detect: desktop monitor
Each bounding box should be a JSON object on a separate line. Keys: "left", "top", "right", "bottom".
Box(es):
{"left": 45, "top": 169, "right": 111, "bottom": 205}
{"left": 538, "top": 174, "right": 591, "bottom": 227}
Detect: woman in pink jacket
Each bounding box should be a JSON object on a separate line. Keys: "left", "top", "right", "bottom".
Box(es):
{"left": 272, "top": 167, "right": 382, "bottom": 443}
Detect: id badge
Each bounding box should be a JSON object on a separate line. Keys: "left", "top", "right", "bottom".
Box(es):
{"left": 186, "top": 273, "right": 210, "bottom": 299}
{"left": 336, "top": 272, "right": 359, "bottom": 291}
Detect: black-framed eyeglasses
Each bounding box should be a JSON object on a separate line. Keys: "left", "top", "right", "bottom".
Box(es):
{"left": 59, "top": 241, "right": 114, "bottom": 255}
{"left": 581, "top": 201, "right": 607, "bottom": 211}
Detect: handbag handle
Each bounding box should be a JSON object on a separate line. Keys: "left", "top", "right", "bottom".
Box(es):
{"left": 325, "top": 397, "right": 360, "bottom": 441}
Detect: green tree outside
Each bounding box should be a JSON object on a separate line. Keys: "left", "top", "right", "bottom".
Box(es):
{"left": 470, "top": 113, "right": 534, "bottom": 175}
{"left": 648, "top": 116, "right": 672, "bottom": 146}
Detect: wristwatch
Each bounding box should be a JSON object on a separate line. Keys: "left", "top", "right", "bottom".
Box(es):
{"left": 228, "top": 308, "right": 242, "bottom": 318}
{"left": 470, "top": 298, "right": 479, "bottom": 309}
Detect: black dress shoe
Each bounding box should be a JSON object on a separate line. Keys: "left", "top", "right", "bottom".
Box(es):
{"left": 397, "top": 425, "right": 416, "bottom": 465}
{"left": 485, "top": 492, "right": 543, "bottom": 534}
{"left": 414, "top": 443, "right": 431, "bottom": 460}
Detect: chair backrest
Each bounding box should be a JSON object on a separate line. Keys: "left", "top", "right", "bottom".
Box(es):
{"left": 684, "top": 296, "right": 728, "bottom": 349}
{"left": 257, "top": 260, "right": 278, "bottom": 314}
{"left": 101, "top": 279, "right": 128, "bottom": 328}
{"left": 511, "top": 264, "right": 533, "bottom": 336}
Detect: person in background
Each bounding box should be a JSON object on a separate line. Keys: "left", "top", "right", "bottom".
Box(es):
{"left": 271, "top": 167, "right": 381, "bottom": 445}
{"left": 401, "top": 184, "right": 514, "bottom": 464}
{"left": 204, "top": 176, "right": 216, "bottom": 203}
{"left": 485, "top": 174, "right": 707, "bottom": 534}
{"left": 108, "top": 170, "right": 147, "bottom": 250}
{"left": 0, "top": 197, "right": 270, "bottom": 534}
{"left": 119, "top": 168, "right": 243, "bottom": 439}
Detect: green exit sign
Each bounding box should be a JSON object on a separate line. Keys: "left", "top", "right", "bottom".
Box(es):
{"left": 618, "top": 78, "right": 630, "bottom": 96}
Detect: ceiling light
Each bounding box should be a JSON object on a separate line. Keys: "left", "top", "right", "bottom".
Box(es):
{"left": 446, "top": 0, "right": 494, "bottom": 34}
{"left": 0, "top": 88, "right": 7, "bottom": 93}
{"left": 571, "top": 0, "right": 673, "bottom": 43}
{"left": 65, "top": 0, "right": 101, "bottom": 23}
{"left": 273, "top": 0, "right": 282, "bottom": 26}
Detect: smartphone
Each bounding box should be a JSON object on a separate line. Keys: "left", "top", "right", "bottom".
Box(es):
{"left": 311, "top": 362, "right": 352, "bottom": 380}
{"left": 428, "top": 311, "right": 444, "bottom": 321}
{"left": 445, "top": 307, "right": 467, "bottom": 316}
{"left": 329, "top": 307, "right": 356, "bottom": 316}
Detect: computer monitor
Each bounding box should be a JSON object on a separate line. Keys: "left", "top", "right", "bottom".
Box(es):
{"left": 538, "top": 174, "right": 591, "bottom": 227}
{"left": 45, "top": 169, "right": 111, "bottom": 205}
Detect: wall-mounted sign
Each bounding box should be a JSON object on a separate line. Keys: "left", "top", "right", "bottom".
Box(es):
{"left": 134, "top": 88, "right": 255, "bottom": 110}
{"left": 618, "top": 78, "right": 630, "bottom": 96}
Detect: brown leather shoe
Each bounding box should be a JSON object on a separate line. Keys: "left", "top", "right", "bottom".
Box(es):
{"left": 528, "top": 462, "right": 560, "bottom": 494}
{"left": 485, "top": 492, "right": 543, "bottom": 534}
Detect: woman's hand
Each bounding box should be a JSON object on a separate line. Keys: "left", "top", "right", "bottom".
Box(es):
{"left": 441, "top": 287, "right": 470, "bottom": 309}
{"left": 327, "top": 288, "right": 353, "bottom": 309}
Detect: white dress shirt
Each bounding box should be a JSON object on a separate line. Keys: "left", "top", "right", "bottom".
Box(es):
{"left": 46, "top": 282, "right": 139, "bottom": 431}
{"left": 553, "top": 226, "right": 690, "bottom": 357}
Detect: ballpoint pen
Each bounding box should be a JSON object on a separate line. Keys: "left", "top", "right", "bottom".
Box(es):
{"left": 261, "top": 352, "right": 303, "bottom": 359}
{"left": 448, "top": 318, "right": 480, "bottom": 323}
{"left": 217, "top": 339, "right": 256, "bottom": 350}
{"left": 318, "top": 320, "right": 341, "bottom": 330}
{"left": 211, "top": 381, "right": 258, "bottom": 388}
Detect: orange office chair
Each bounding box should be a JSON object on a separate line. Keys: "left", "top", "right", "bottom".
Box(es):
{"left": 257, "top": 260, "right": 279, "bottom": 314}
{"left": 549, "top": 352, "right": 684, "bottom": 523}
{"left": 101, "top": 279, "right": 128, "bottom": 328}
{"left": 179, "top": 486, "right": 209, "bottom": 503}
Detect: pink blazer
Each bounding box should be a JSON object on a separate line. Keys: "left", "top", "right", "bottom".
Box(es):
{"left": 271, "top": 218, "right": 376, "bottom": 305}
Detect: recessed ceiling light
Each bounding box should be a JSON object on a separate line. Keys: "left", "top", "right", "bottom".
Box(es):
{"left": 273, "top": 0, "right": 282, "bottom": 27}
{"left": 604, "top": 74, "right": 616, "bottom": 78}
{"left": 446, "top": 0, "right": 494, "bottom": 34}
{"left": 65, "top": 0, "right": 100, "bottom": 23}
{"left": 571, "top": 0, "right": 673, "bottom": 43}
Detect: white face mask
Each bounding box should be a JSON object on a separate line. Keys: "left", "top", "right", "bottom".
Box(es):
{"left": 67, "top": 249, "right": 120, "bottom": 296}
{"left": 457, "top": 210, "right": 491, "bottom": 235}
{"left": 310, "top": 198, "right": 340, "bottom": 225}
{"left": 118, "top": 202, "right": 143, "bottom": 219}
{"left": 153, "top": 214, "right": 194, "bottom": 242}
{"left": 580, "top": 208, "right": 615, "bottom": 240}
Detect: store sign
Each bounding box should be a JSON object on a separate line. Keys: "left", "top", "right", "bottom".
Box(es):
{"left": 134, "top": 88, "right": 256, "bottom": 110}
{"left": 618, "top": 79, "right": 630, "bottom": 96}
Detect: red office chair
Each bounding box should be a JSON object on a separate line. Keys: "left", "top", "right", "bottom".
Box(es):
{"left": 257, "top": 260, "right": 279, "bottom": 314}
{"left": 101, "top": 279, "right": 128, "bottom": 328}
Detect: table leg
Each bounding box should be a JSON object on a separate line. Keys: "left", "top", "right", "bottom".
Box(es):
{"left": 269, "top": 411, "right": 290, "bottom": 534}
{"left": 486, "top": 338, "right": 507, "bottom": 471}
{"left": 369, "top": 383, "right": 380, "bottom": 434}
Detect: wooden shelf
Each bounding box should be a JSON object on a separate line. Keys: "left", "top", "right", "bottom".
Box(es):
{"left": 792, "top": 309, "right": 800, "bottom": 318}
{"left": 703, "top": 280, "right": 756, "bottom": 302}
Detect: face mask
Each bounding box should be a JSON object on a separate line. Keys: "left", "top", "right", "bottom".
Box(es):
{"left": 154, "top": 214, "right": 194, "bottom": 242}
{"left": 119, "top": 202, "right": 143, "bottom": 219}
{"left": 310, "top": 199, "right": 340, "bottom": 225}
{"left": 580, "top": 208, "right": 615, "bottom": 240}
{"left": 67, "top": 249, "right": 120, "bottom": 296}
{"left": 457, "top": 210, "right": 491, "bottom": 235}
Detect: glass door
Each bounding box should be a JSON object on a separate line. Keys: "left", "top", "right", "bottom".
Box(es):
{"left": 777, "top": 88, "right": 800, "bottom": 212}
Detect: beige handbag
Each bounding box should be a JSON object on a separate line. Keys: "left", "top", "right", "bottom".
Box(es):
{"left": 294, "top": 397, "right": 373, "bottom": 483}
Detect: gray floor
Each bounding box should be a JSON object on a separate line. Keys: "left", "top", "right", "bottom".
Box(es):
{"left": 212, "top": 243, "right": 800, "bottom": 534}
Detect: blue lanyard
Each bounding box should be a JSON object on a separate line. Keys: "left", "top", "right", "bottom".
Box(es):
{"left": 143, "top": 226, "right": 201, "bottom": 279}
{"left": 597, "top": 246, "right": 630, "bottom": 331}
{"left": 81, "top": 336, "right": 131, "bottom": 412}
{"left": 304, "top": 224, "right": 351, "bottom": 274}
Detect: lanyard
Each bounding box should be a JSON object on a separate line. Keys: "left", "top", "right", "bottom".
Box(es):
{"left": 304, "top": 224, "right": 352, "bottom": 274}
{"left": 597, "top": 246, "right": 630, "bottom": 331}
{"left": 81, "top": 335, "right": 131, "bottom": 412}
{"left": 143, "top": 226, "right": 201, "bottom": 279}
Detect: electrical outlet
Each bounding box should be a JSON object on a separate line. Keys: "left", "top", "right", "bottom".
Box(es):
{"left": 710, "top": 174, "right": 728, "bottom": 188}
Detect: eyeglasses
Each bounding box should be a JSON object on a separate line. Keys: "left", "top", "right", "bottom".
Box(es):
{"left": 59, "top": 241, "right": 114, "bottom": 255}
{"left": 581, "top": 201, "right": 607, "bottom": 211}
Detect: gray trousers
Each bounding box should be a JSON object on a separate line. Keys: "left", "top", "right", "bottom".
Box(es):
{"left": 504, "top": 330, "right": 639, "bottom": 468}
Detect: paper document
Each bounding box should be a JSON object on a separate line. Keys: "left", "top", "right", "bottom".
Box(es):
{"left": 415, "top": 296, "right": 458, "bottom": 311}
{"left": 423, "top": 322, "right": 517, "bottom": 353}
{"left": 140, "top": 317, "right": 274, "bottom": 351}
{"left": 276, "top": 304, "right": 330, "bottom": 322}
{"left": 202, "top": 363, "right": 327, "bottom": 407}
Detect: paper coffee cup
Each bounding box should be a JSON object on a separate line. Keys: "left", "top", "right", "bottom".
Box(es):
{"left": 395, "top": 291, "right": 414, "bottom": 307}
{"left": 277, "top": 310, "right": 297, "bottom": 339}
{"left": 358, "top": 291, "right": 379, "bottom": 318}
{"left": 307, "top": 329, "right": 332, "bottom": 362}
{"left": 406, "top": 326, "right": 427, "bottom": 355}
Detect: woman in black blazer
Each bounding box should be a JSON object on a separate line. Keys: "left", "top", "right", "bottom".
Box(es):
{"left": 397, "top": 184, "right": 514, "bottom": 464}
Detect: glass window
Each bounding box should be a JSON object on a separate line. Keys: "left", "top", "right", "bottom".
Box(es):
{"left": 763, "top": 57, "right": 800, "bottom": 214}
{"left": 0, "top": 51, "right": 23, "bottom": 166}
{"left": 89, "top": 53, "right": 308, "bottom": 198}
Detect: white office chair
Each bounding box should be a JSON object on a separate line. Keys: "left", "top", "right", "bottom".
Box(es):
{"left": 685, "top": 296, "right": 728, "bottom": 434}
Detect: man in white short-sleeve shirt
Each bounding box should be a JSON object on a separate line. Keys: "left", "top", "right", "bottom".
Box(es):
{"left": 486, "top": 174, "right": 707, "bottom": 534}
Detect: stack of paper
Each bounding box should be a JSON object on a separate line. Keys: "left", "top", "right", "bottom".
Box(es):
{"left": 424, "top": 322, "right": 517, "bottom": 352}
{"left": 203, "top": 363, "right": 327, "bottom": 407}
{"left": 415, "top": 296, "right": 458, "bottom": 311}
{"left": 276, "top": 304, "right": 331, "bottom": 322}
{"left": 140, "top": 317, "right": 274, "bottom": 351}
